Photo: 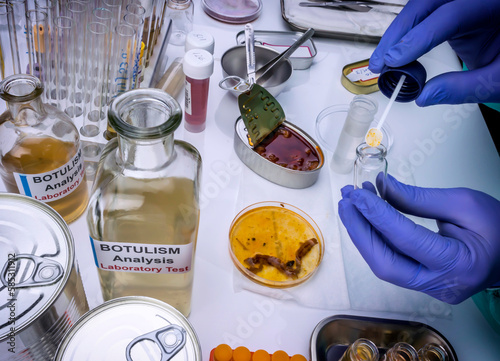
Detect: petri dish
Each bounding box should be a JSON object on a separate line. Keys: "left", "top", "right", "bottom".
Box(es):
{"left": 202, "top": 0, "right": 262, "bottom": 24}
{"left": 314, "top": 104, "right": 394, "bottom": 154}
{"left": 229, "top": 201, "right": 324, "bottom": 288}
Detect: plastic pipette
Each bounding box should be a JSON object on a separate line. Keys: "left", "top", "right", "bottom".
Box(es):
{"left": 365, "top": 74, "right": 406, "bottom": 147}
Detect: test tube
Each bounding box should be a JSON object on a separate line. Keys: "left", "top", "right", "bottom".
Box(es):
{"left": 7, "top": 0, "right": 29, "bottom": 75}
{"left": 104, "top": 23, "right": 136, "bottom": 140}
{"left": 101, "top": 0, "right": 122, "bottom": 27}
{"left": 123, "top": 13, "right": 144, "bottom": 89}
{"left": 0, "top": 3, "right": 20, "bottom": 80}
{"left": 138, "top": 0, "right": 156, "bottom": 67}
{"left": 26, "top": 10, "right": 50, "bottom": 101}
{"left": 53, "top": 16, "right": 77, "bottom": 120}
{"left": 80, "top": 21, "right": 109, "bottom": 138}
{"left": 67, "top": 0, "right": 88, "bottom": 118}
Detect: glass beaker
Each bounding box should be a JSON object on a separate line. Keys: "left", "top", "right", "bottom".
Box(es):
{"left": 0, "top": 74, "right": 89, "bottom": 223}
{"left": 353, "top": 142, "right": 387, "bottom": 196}
{"left": 166, "top": 0, "right": 194, "bottom": 46}
{"left": 338, "top": 338, "right": 379, "bottom": 361}
{"left": 87, "top": 88, "right": 202, "bottom": 317}
{"left": 383, "top": 342, "right": 418, "bottom": 361}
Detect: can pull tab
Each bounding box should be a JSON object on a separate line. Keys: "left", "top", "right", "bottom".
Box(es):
{"left": 1, "top": 254, "right": 64, "bottom": 288}
{"left": 126, "top": 324, "right": 186, "bottom": 361}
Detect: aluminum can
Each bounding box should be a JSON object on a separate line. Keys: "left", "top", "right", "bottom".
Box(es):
{"left": 54, "top": 296, "right": 202, "bottom": 361}
{"left": 0, "top": 193, "right": 89, "bottom": 360}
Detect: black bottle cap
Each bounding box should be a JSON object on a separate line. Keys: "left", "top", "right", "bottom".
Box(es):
{"left": 378, "top": 61, "right": 427, "bottom": 102}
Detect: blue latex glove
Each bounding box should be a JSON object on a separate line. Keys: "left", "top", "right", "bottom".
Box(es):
{"left": 338, "top": 174, "right": 500, "bottom": 304}
{"left": 369, "top": 0, "right": 500, "bottom": 106}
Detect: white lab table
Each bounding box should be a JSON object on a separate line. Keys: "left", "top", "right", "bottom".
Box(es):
{"left": 4, "top": 0, "right": 500, "bottom": 359}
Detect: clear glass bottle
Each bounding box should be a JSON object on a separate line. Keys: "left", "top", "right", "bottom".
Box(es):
{"left": 331, "top": 95, "right": 378, "bottom": 174}
{"left": 339, "top": 338, "right": 379, "bottom": 361}
{"left": 166, "top": 0, "right": 194, "bottom": 46}
{"left": 353, "top": 142, "right": 387, "bottom": 196}
{"left": 0, "top": 74, "right": 88, "bottom": 223}
{"left": 417, "top": 343, "right": 448, "bottom": 361}
{"left": 383, "top": 343, "right": 418, "bottom": 361}
{"left": 87, "top": 88, "right": 202, "bottom": 316}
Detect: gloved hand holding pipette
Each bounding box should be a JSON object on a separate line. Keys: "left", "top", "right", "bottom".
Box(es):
{"left": 369, "top": 0, "right": 500, "bottom": 106}
{"left": 338, "top": 174, "right": 500, "bottom": 305}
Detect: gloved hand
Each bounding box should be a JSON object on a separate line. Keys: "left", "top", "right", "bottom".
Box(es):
{"left": 338, "top": 174, "right": 500, "bottom": 304}
{"left": 369, "top": 0, "right": 500, "bottom": 106}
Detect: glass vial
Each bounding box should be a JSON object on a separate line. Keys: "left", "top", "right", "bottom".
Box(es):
{"left": 86, "top": 88, "right": 202, "bottom": 317}
{"left": 417, "top": 343, "right": 448, "bottom": 361}
{"left": 183, "top": 49, "right": 214, "bottom": 133}
{"left": 383, "top": 343, "right": 418, "bottom": 361}
{"left": 166, "top": 0, "right": 194, "bottom": 46}
{"left": 0, "top": 74, "right": 89, "bottom": 223}
{"left": 354, "top": 142, "right": 387, "bottom": 196}
{"left": 331, "top": 95, "right": 378, "bottom": 174}
{"left": 339, "top": 338, "right": 379, "bottom": 361}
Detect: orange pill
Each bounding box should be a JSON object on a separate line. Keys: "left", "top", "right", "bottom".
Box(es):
{"left": 291, "top": 355, "right": 308, "bottom": 361}
{"left": 272, "top": 350, "right": 289, "bottom": 361}
{"left": 214, "top": 344, "right": 233, "bottom": 361}
{"left": 253, "top": 350, "right": 271, "bottom": 361}
{"left": 233, "top": 346, "right": 252, "bottom": 361}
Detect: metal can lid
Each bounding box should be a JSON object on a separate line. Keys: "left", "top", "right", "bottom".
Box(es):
{"left": 341, "top": 59, "right": 380, "bottom": 95}
{"left": 0, "top": 193, "right": 74, "bottom": 340}
{"left": 55, "top": 296, "right": 202, "bottom": 361}
{"left": 378, "top": 61, "right": 427, "bottom": 102}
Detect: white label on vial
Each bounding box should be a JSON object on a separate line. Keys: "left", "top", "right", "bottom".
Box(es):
{"left": 13, "top": 147, "right": 85, "bottom": 202}
{"left": 90, "top": 238, "right": 194, "bottom": 274}
{"left": 346, "top": 65, "right": 379, "bottom": 82}
{"left": 185, "top": 79, "right": 192, "bottom": 115}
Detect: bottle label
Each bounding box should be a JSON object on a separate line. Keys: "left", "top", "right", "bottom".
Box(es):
{"left": 13, "top": 147, "right": 85, "bottom": 202}
{"left": 90, "top": 238, "right": 194, "bottom": 274}
{"left": 185, "top": 79, "right": 192, "bottom": 115}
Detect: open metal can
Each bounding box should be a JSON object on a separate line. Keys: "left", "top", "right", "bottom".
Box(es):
{"left": 54, "top": 296, "right": 202, "bottom": 361}
{"left": 0, "top": 193, "right": 89, "bottom": 361}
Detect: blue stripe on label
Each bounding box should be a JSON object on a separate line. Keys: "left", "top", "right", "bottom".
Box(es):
{"left": 19, "top": 175, "right": 32, "bottom": 197}
{"left": 89, "top": 236, "right": 99, "bottom": 267}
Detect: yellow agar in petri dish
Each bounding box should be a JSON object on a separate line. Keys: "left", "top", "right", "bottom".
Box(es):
{"left": 229, "top": 202, "right": 324, "bottom": 288}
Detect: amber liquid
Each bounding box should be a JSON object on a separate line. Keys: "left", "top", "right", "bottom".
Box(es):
{"left": 0, "top": 136, "right": 89, "bottom": 223}
{"left": 93, "top": 176, "right": 199, "bottom": 316}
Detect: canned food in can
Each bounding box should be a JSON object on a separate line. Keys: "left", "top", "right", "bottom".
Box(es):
{"left": 0, "top": 193, "right": 89, "bottom": 361}
{"left": 55, "top": 296, "right": 202, "bottom": 361}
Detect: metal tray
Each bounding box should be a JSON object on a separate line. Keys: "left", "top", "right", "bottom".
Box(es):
{"left": 280, "top": 0, "right": 390, "bottom": 44}
{"left": 235, "top": 29, "right": 317, "bottom": 70}
{"left": 310, "top": 315, "right": 458, "bottom": 361}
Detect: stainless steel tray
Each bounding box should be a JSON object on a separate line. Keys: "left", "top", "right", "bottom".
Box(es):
{"left": 310, "top": 315, "right": 458, "bottom": 361}
{"left": 281, "top": 0, "right": 394, "bottom": 43}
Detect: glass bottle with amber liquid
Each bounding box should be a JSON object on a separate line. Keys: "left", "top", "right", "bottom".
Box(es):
{"left": 0, "top": 74, "right": 88, "bottom": 223}
{"left": 86, "top": 88, "right": 202, "bottom": 316}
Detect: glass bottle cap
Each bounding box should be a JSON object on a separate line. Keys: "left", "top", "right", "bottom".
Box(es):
{"left": 378, "top": 61, "right": 427, "bottom": 102}
{"left": 201, "top": 0, "right": 262, "bottom": 24}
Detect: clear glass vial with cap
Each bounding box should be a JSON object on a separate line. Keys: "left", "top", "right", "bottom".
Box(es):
{"left": 417, "top": 343, "right": 448, "bottom": 361}
{"left": 86, "top": 88, "right": 202, "bottom": 316}
{"left": 0, "top": 74, "right": 88, "bottom": 224}
{"left": 338, "top": 338, "right": 379, "bottom": 361}
{"left": 354, "top": 142, "right": 387, "bottom": 196}
{"left": 166, "top": 0, "right": 194, "bottom": 46}
{"left": 383, "top": 342, "right": 418, "bottom": 361}
{"left": 331, "top": 95, "right": 378, "bottom": 174}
